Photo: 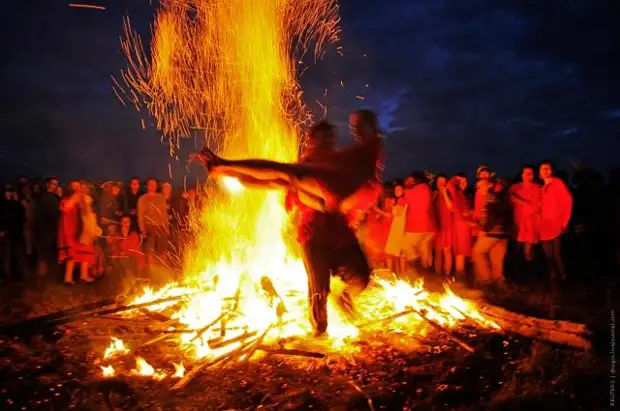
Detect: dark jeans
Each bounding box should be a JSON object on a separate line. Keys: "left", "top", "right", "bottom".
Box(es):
{"left": 541, "top": 236, "right": 566, "bottom": 292}
{"left": 301, "top": 221, "right": 371, "bottom": 334}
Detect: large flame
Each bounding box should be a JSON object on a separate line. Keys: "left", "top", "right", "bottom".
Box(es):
{"left": 106, "top": 0, "right": 501, "bottom": 379}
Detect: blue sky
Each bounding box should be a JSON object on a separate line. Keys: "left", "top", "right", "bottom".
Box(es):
{"left": 1, "top": 0, "right": 619, "bottom": 183}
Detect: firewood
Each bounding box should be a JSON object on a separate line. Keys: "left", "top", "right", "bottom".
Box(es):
{"left": 48, "top": 294, "right": 195, "bottom": 326}
{"left": 0, "top": 298, "right": 118, "bottom": 335}
{"left": 483, "top": 315, "right": 591, "bottom": 350}
{"left": 477, "top": 303, "right": 589, "bottom": 335}
{"left": 172, "top": 333, "right": 260, "bottom": 390}
{"left": 257, "top": 345, "right": 326, "bottom": 359}
{"left": 409, "top": 308, "right": 475, "bottom": 353}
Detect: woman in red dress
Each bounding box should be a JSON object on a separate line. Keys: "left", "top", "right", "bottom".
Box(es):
{"left": 433, "top": 174, "right": 454, "bottom": 278}
{"left": 509, "top": 165, "right": 542, "bottom": 261}
{"left": 59, "top": 181, "right": 97, "bottom": 283}
{"left": 448, "top": 173, "right": 473, "bottom": 277}
{"left": 360, "top": 196, "right": 392, "bottom": 269}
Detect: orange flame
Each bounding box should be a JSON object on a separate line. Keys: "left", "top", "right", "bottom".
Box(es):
{"left": 100, "top": 365, "right": 115, "bottom": 377}
{"left": 103, "top": 337, "right": 129, "bottom": 359}
{"left": 108, "top": 0, "right": 502, "bottom": 378}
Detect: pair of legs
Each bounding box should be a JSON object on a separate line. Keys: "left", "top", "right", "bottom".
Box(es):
{"left": 434, "top": 247, "right": 453, "bottom": 277}
{"left": 454, "top": 254, "right": 467, "bottom": 277}
{"left": 36, "top": 233, "right": 56, "bottom": 276}
{"left": 472, "top": 234, "right": 507, "bottom": 284}
{"left": 520, "top": 242, "right": 535, "bottom": 262}
{"left": 63, "top": 259, "right": 93, "bottom": 284}
{"left": 144, "top": 225, "right": 167, "bottom": 272}
{"left": 301, "top": 214, "right": 371, "bottom": 336}
{"left": 541, "top": 236, "right": 566, "bottom": 293}
{"left": 385, "top": 254, "right": 406, "bottom": 274}
{"left": 402, "top": 232, "right": 435, "bottom": 269}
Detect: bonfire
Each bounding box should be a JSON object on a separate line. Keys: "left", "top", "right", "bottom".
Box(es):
{"left": 2, "top": 0, "right": 590, "bottom": 393}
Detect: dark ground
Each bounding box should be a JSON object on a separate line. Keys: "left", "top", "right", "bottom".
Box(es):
{"left": 0, "top": 261, "right": 616, "bottom": 411}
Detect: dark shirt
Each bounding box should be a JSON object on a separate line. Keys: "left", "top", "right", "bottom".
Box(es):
{"left": 481, "top": 191, "right": 513, "bottom": 238}
{"left": 100, "top": 194, "right": 122, "bottom": 225}
{"left": 122, "top": 190, "right": 142, "bottom": 217}
{"left": 35, "top": 191, "right": 60, "bottom": 233}
{"left": 0, "top": 199, "right": 26, "bottom": 239}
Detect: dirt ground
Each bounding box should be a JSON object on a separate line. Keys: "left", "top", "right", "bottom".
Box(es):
{"left": 0, "top": 269, "right": 615, "bottom": 411}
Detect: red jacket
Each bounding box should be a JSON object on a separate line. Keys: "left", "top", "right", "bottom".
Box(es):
{"left": 403, "top": 183, "right": 436, "bottom": 233}
{"left": 540, "top": 177, "right": 572, "bottom": 241}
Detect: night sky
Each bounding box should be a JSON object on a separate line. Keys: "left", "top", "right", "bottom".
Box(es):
{"left": 2, "top": 0, "right": 619, "bottom": 184}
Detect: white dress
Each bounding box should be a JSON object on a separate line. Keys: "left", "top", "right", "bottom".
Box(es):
{"left": 79, "top": 195, "right": 103, "bottom": 246}
{"left": 384, "top": 204, "right": 407, "bottom": 257}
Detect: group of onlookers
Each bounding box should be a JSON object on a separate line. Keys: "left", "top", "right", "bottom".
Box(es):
{"left": 0, "top": 176, "right": 197, "bottom": 283}
{"left": 358, "top": 162, "right": 620, "bottom": 293}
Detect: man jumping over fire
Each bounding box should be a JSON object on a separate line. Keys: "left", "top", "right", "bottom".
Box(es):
{"left": 192, "top": 110, "right": 384, "bottom": 337}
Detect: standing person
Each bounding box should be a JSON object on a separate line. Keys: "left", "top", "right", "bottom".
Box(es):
{"left": 34, "top": 177, "right": 60, "bottom": 276}
{"left": 448, "top": 173, "right": 473, "bottom": 278}
{"left": 360, "top": 195, "right": 392, "bottom": 269}
{"left": 539, "top": 160, "right": 573, "bottom": 292}
{"left": 433, "top": 174, "right": 454, "bottom": 279}
{"left": 58, "top": 181, "right": 91, "bottom": 283}
{"left": 1, "top": 186, "right": 26, "bottom": 280}
{"left": 99, "top": 182, "right": 123, "bottom": 236}
{"left": 161, "top": 182, "right": 175, "bottom": 231}
{"left": 401, "top": 171, "right": 436, "bottom": 270}
{"left": 473, "top": 166, "right": 493, "bottom": 236}
{"left": 510, "top": 165, "right": 542, "bottom": 264}
{"left": 384, "top": 181, "right": 407, "bottom": 274}
{"left": 20, "top": 184, "right": 35, "bottom": 263}
{"left": 122, "top": 177, "right": 142, "bottom": 232}
{"left": 472, "top": 178, "right": 512, "bottom": 289}
{"left": 74, "top": 181, "right": 103, "bottom": 281}
{"left": 137, "top": 178, "right": 168, "bottom": 272}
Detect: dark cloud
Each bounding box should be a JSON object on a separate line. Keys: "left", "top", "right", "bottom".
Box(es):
{"left": 1, "top": 0, "right": 619, "bottom": 183}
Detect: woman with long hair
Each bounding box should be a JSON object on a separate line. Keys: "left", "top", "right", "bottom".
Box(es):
{"left": 384, "top": 181, "right": 407, "bottom": 274}
{"left": 448, "top": 173, "right": 473, "bottom": 277}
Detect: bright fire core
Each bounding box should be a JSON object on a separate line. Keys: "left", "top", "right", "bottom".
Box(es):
{"left": 110, "top": 0, "right": 500, "bottom": 379}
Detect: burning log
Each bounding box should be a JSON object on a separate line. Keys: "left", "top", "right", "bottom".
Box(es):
{"left": 478, "top": 304, "right": 589, "bottom": 335}
{"left": 0, "top": 298, "right": 118, "bottom": 336}
{"left": 209, "top": 331, "right": 258, "bottom": 350}
{"left": 409, "top": 308, "right": 475, "bottom": 353}
{"left": 48, "top": 294, "right": 194, "bottom": 326}
{"left": 360, "top": 309, "right": 416, "bottom": 329}
{"left": 172, "top": 332, "right": 262, "bottom": 390}
{"left": 257, "top": 345, "right": 326, "bottom": 359}
{"left": 475, "top": 304, "right": 591, "bottom": 350}
{"left": 190, "top": 311, "right": 233, "bottom": 343}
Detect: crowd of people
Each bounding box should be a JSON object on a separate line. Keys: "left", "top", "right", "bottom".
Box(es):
{"left": 1, "top": 122, "right": 619, "bottom": 315}
{"left": 0, "top": 176, "right": 197, "bottom": 283}
{"left": 2, "top": 108, "right": 620, "bottom": 338}
{"left": 357, "top": 162, "right": 620, "bottom": 294}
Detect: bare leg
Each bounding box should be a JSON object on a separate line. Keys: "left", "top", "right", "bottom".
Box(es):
{"left": 80, "top": 263, "right": 94, "bottom": 282}
{"left": 443, "top": 248, "right": 453, "bottom": 276}
{"left": 523, "top": 242, "right": 534, "bottom": 262}
{"left": 434, "top": 248, "right": 443, "bottom": 274}
{"left": 398, "top": 255, "right": 407, "bottom": 274}
{"left": 64, "top": 260, "right": 75, "bottom": 284}
{"left": 455, "top": 255, "right": 466, "bottom": 274}
{"left": 386, "top": 256, "right": 396, "bottom": 273}
{"left": 195, "top": 149, "right": 337, "bottom": 207}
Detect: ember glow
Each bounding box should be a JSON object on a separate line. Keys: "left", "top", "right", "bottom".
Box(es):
{"left": 104, "top": 0, "right": 502, "bottom": 381}
{"left": 103, "top": 337, "right": 129, "bottom": 359}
